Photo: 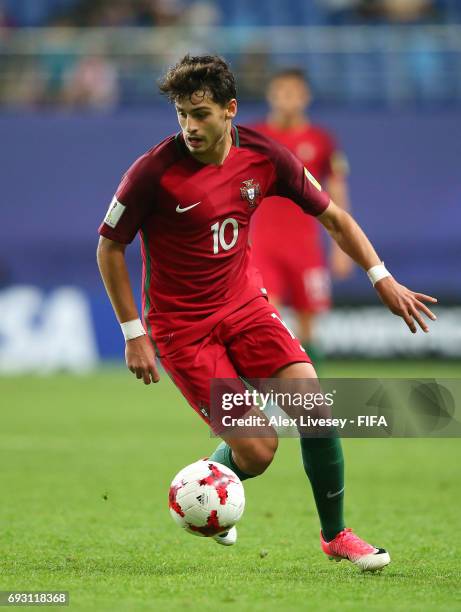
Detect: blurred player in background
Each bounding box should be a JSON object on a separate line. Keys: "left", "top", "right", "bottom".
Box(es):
{"left": 251, "top": 69, "right": 353, "bottom": 361}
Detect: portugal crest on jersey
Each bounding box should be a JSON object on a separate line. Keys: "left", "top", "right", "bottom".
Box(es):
{"left": 240, "top": 179, "right": 261, "bottom": 208}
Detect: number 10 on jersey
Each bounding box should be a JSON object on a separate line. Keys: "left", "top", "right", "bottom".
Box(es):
{"left": 211, "top": 218, "right": 239, "bottom": 254}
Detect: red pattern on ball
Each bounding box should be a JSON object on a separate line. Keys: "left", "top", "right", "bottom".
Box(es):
{"left": 188, "top": 510, "right": 224, "bottom": 536}
{"left": 199, "top": 463, "right": 237, "bottom": 505}
{"left": 168, "top": 482, "right": 185, "bottom": 517}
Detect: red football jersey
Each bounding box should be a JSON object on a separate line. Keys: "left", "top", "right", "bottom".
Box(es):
{"left": 98, "top": 125, "right": 330, "bottom": 355}
{"left": 250, "top": 122, "right": 344, "bottom": 255}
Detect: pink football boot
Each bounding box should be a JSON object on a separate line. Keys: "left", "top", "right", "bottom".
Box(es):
{"left": 321, "top": 528, "right": 390, "bottom": 571}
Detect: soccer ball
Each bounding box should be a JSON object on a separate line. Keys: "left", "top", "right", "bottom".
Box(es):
{"left": 168, "top": 460, "right": 245, "bottom": 537}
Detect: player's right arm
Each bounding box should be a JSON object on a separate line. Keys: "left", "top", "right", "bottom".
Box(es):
{"left": 97, "top": 236, "right": 159, "bottom": 385}
{"left": 97, "top": 149, "right": 163, "bottom": 385}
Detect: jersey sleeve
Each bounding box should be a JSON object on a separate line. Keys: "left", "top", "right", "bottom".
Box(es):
{"left": 98, "top": 153, "right": 155, "bottom": 244}
{"left": 270, "top": 140, "right": 331, "bottom": 216}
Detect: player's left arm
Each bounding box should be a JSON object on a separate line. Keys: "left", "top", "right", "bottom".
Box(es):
{"left": 317, "top": 200, "right": 437, "bottom": 333}
{"left": 269, "top": 138, "right": 437, "bottom": 333}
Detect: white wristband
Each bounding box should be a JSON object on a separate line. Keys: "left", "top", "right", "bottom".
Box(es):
{"left": 367, "top": 262, "right": 391, "bottom": 286}
{"left": 120, "top": 318, "right": 146, "bottom": 341}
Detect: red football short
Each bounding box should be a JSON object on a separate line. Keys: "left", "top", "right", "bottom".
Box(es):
{"left": 256, "top": 256, "right": 331, "bottom": 313}
{"left": 250, "top": 199, "right": 332, "bottom": 313}
{"left": 160, "top": 296, "right": 311, "bottom": 430}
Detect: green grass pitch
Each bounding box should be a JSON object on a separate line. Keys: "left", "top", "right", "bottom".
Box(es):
{"left": 1, "top": 361, "right": 460, "bottom": 611}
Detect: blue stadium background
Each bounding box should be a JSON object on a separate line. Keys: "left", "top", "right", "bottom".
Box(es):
{"left": 4, "top": 0, "right": 461, "bottom": 26}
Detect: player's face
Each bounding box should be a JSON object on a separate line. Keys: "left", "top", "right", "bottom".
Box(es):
{"left": 175, "top": 93, "right": 237, "bottom": 158}
{"left": 267, "top": 76, "right": 311, "bottom": 118}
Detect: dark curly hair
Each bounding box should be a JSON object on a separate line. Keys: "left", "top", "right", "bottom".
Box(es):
{"left": 159, "top": 54, "right": 237, "bottom": 106}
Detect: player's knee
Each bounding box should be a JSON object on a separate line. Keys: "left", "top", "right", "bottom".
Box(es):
{"left": 258, "top": 437, "right": 278, "bottom": 473}
{"left": 239, "top": 437, "right": 278, "bottom": 475}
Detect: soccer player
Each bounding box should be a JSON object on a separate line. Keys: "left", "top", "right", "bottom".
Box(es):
{"left": 97, "top": 55, "right": 437, "bottom": 571}
{"left": 250, "top": 68, "right": 352, "bottom": 360}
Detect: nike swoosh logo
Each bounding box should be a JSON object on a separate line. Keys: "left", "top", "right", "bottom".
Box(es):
{"left": 326, "top": 487, "right": 344, "bottom": 499}
{"left": 176, "top": 201, "right": 201, "bottom": 213}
